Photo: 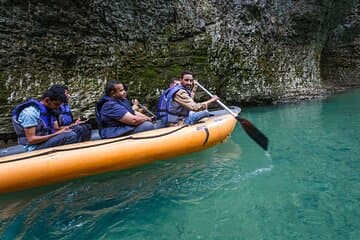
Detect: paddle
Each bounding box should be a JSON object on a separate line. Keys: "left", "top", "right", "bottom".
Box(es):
{"left": 196, "top": 82, "right": 269, "bottom": 151}
{"left": 138, "top": 102, "right": 157, "bottom": 119}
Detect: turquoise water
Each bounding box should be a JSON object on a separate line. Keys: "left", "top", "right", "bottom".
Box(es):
{"left": 1, "top": 89, "right": 359, "bottom": 239}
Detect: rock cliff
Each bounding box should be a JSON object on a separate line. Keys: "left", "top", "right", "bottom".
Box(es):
{"left": 0, "top": 0, "right": 359, "bottom": 135}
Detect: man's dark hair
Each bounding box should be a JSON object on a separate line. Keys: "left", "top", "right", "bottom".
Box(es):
{"left": 49, "top": 84, "right": 68, "bottom": 91}
{"left": 105, "top": 80, "right": 122, "bottom": 96}
{"left": 180, "top": 70, "right": 193, "bottom": 79}
{"left": 169, "top": 77, "right": 179, "bottom": 85}
{"left": 48, "top": 84, "right": 69, "bottom": 103}
{"left": 41, "top": 87, "right": 67, "bottom": 102}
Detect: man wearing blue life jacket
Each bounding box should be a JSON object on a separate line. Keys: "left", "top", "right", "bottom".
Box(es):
{"left": 49, "top": 84, "right": 92, "bottom": 142}
{"left": 95, "top": 80, "right": 155, "bottom": 139}
{"left": 12, "top": 87, "right": 79, "bottom": 151}
{"left": 169, "top": 77, "right": 180, "bottom": 88}
{"left": 158, "top": 70, "right": 219, "bottom": 127}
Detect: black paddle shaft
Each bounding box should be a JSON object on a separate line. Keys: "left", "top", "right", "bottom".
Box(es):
{"left": 237, "top": 117, "right": 268, "bottom": 150}
{"left": 196, "top": 82, "right": 269, "bottom": 151}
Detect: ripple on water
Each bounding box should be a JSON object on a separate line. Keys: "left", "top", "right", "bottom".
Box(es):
{"left": 1, "top": 90, "right": 359, "bottom": 239}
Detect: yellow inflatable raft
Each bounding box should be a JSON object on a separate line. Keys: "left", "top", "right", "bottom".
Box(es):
{"left": 0, "top": 111, "right": 238, "bottom": 194}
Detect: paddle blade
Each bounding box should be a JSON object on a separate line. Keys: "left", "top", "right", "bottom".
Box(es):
{"left": 237, "top": 117, "right": 269, "bottom": 151}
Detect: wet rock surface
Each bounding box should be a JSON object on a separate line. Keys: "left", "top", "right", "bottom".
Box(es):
{"left": 0, "top": 0, "right": 359, "bottom": 136}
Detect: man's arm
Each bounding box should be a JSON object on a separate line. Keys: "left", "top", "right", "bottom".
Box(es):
{"left": 174, "top": 90, "right": 219, "bottom": 111}
{"left": 102, "top": 100, "right": 152, "bottom": 126}
{"left": 54, "top": 119, "right": 86, "bottom": 130}
{"left": 173, "top": 90, "right": 205, "bottom": 111}
{"left": 134, "top": 110, "right": 152, "bottom": 119}
{"left": 19, "top": 106, "right": 70, "bottom": 144}
{"left": 119, "top": 112, "right": 151, "bottom": 126}
{"left": 24, "top": 126, "right": 71, "bottom": 145}
{"left": 54, "top": 120, "right": 60, "bottom": 131}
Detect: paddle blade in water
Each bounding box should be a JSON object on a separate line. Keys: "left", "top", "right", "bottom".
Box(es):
{"left": 237, "top": 117, "right": 269, "bottom": 151}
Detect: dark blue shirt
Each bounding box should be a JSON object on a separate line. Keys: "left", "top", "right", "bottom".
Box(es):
{"left": 101, "top": 99, "right": 130, "bottom": 121}
{"left": 99, "top": 98, "right": 135, "bottom": 138}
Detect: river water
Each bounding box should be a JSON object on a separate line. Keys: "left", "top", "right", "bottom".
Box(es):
{"left": 0, "top": 89, "right": 359, "bottom": 239}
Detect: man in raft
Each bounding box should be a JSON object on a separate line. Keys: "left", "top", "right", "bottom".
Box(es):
{"left": 95, "top": 80, "right": 155, "bottom": 139}
{"left": 158, "top": 70, "right": 219, "bottom": 127}
{"left": 12, "top": 86, "right": 79, "bottom": 151}
{"left": 49, "top": 84, "right": 92, "bottom": 142}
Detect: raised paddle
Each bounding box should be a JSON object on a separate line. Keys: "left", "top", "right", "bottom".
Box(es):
{"left": 138, "top": 102, "right": 157, "bottom": 119}
{"left": 196, "top": 82, "right": 269, "bottom": 151}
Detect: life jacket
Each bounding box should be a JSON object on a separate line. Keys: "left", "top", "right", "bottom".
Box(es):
{"left": 12, "top": 99, "right": 56, "bottom": 145}
{"left": 57, "top": 103, "right": 73, "bottom": 126}
{"left": 95, "top": 96, "right": 135, "bottom": 138}
{"left": 157, "top": 85, "right": 191, "bottom": 125}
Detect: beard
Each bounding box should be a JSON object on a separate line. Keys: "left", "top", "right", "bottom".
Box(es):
{"left": 185, "top": 85, "right": 192, "bottom": 90}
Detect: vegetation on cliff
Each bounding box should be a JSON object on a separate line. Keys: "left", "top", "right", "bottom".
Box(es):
{"left": 0, "top": 0, "right": 359, "bottom": 133}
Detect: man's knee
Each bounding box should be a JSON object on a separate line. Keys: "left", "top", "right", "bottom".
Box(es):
{"left": 140, "top": 121, "right": 155, "bottom": 131}
{"left": 81, "top": 124, "right": 92, "bottom": 141}
{"left": 185, "top": 110, "right": 210, "bottom": 125}
{"left": 62, "top": 131, "right": 78, "bottom": 144}
{"left": 142, "top": 121, "right": 155, "bottom": 131}
{"left": 134, "top": 121, "right": 154, "bottom": 133}
{"left": 70, "top": 124, "right": 92, "bottom": 142}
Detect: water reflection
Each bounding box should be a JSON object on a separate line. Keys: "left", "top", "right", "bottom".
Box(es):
{"left": 215, "top": 138, "right": 242, "bottom": 159}
{"left": 0, "top": 90, "right": 356, "bottom": 239}
{"left": 0, "top": 136, "right": 272, "bottom": 239}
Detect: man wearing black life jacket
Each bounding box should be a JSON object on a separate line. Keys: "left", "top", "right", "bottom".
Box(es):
{"left": 157, "top": 70, "right": 219, "bottom": 127}
{"left": 12, "top": 87, "right": 79, "bottom": 151}
{"left": 49, "top": 84, "right": 92, "bottom": 142}
{"left": 95, "top": 80, "right": 155, "bottom": 139}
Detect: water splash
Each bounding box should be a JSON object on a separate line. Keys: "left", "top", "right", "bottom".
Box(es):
{"left": 265, "top": 150, "right": 272, "bottom": 160}
{"left": 231, "top": 165, "right": 273, "bottom": 183}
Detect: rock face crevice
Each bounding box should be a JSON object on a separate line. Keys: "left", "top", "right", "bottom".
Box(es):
{"left": 0, "top": 0, "right": 359, "bottom": 134}
{"left": 321, "top": 2, "right": 360, "bottom": 88}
